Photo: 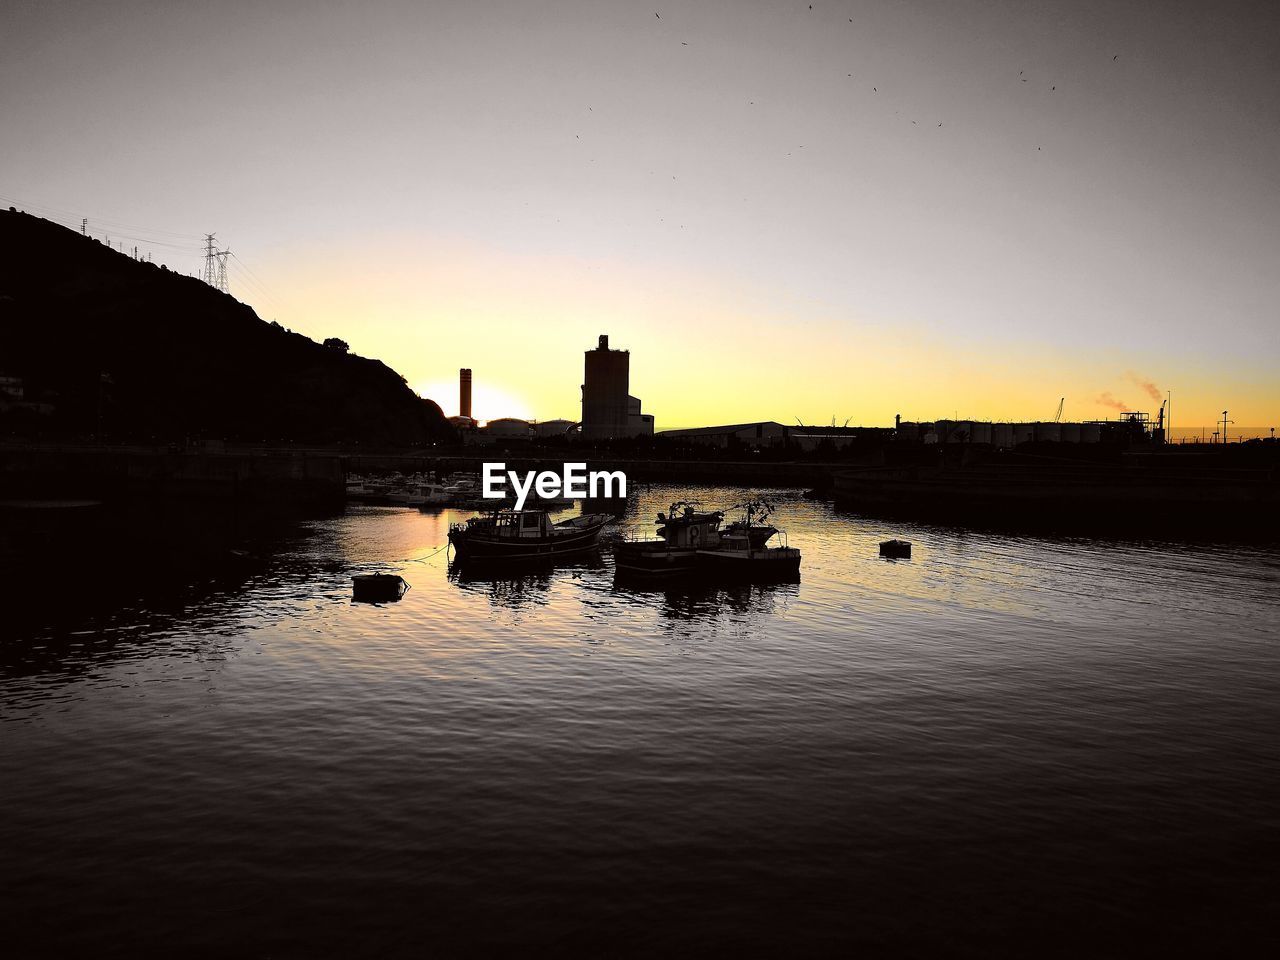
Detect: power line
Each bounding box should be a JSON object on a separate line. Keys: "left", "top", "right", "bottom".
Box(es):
{"left": 229, "top": 252, "right": 285, "bottom": 310}
{"left": 5, "top": 192, "right": 287, "bottom": 313}
{"left": 0, "top": 193, "right": 204, "bottom": 242}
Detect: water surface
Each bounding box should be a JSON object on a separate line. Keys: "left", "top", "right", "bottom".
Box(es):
{"left": 3, "top": 485, "right": 1279, "bottom": 956}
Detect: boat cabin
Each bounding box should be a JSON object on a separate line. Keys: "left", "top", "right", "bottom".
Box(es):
{"left": 466, "top": 510, "right": 557, "bottom": 539}
{"left": 656, "top": 504, "right": 724, "bottom": 549}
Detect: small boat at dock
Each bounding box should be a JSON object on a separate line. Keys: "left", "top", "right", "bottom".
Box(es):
{"left": 615, "top": 499, "right": 801, "bottom": 581}
{"left": 696, "top": 500, "right": 800, "bottom": 581}
{"left": 347, "top": 473, "right": 485, "bottom": 508}
{"left": 614, "top": 501, "right": 725, "bottom": 575}
{"left": 448, "top": 510, "right": 611, "bottom": 560}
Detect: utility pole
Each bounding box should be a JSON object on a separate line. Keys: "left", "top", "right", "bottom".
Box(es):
{"left": 1221, "top": 410, "right": 1233, "bottom": 445}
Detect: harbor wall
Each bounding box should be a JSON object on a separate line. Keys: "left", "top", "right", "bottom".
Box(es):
{"left": 832, "top": 459, "right": 1280, "bottom": 533}
{"left": 341, "top": 453, "right": 835, "bottom": 488}
{"left": 0, "top": 445, "right": 345, "bottom": 511}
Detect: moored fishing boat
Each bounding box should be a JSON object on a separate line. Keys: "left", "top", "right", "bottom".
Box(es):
{"left": 696, "top": 500, "right": 801, "bottom": 581}
{"left": 616, "top": 499, "right": 801, "bottom": 580}
{"left": 448, "top": 510, "right": 611, "bottom": 560}
{"left": 614, "top": 501, "right": 725, "bottom": 575}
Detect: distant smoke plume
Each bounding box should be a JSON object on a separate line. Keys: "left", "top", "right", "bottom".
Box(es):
{"left": 1126, "top": 371, "right": 1163, "bottom": 401}
{"left": 1096, "top": 391, "right": 1128, "bottom": 411}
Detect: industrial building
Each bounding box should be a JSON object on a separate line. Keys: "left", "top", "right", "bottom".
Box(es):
{"left": 656, "top": 422, "right": 892, "bottom": 451}
{"left": 657, "top": 421, "right": 789, "bottom": 448}
{"left": 458, "top": 368, "right": 472, "bottom": 419}
{"left": 895, "top": 412, "right": 1157, "bottom": 447}
{"left": 482, "top": 417, "right": 535, "bottom": 439}
{"left": 444, "top": 367, "right": 582, "bottom": 442}
{"left": 447, "top": 368, "right": 478, "bottom": 432}
{"left": 532, "top": 419, "right": 578, "bottom": 439}
{"left": 580, "top": 335, "right": 653, "bottom": 441}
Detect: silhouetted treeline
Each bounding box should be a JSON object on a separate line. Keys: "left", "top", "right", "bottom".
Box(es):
{"left": 0, "top": 210, "right": 454, "bottom": 445}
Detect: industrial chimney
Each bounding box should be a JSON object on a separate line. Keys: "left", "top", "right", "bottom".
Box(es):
{"left": 459, "top": 368, "right": 472, "bottom": 419}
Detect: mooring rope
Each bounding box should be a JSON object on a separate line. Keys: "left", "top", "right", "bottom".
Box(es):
{"left": 404, "top": 543, "right": 451, "bottom": 564}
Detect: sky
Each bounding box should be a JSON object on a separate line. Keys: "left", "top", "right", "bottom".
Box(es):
{"left": 2, "top": 0, "right": 1278, "bottom": 433}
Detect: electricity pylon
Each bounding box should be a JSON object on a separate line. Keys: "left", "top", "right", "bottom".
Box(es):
{"left": 202, "top": 233, "right": 231, "bottom": 293}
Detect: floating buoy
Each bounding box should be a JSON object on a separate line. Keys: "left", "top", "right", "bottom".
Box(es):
{"left": 352, "top": 574, "right": 409, "bottom": 603}
{"left": 879, "top": 539, "right": 912, "bottom": 559}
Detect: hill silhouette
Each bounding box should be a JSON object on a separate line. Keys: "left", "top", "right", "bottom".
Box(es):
{"left": 0, "top": 209, "right": 453, "bottom": 445}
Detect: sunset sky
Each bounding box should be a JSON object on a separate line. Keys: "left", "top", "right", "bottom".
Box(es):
{"left": 3, "top": 0, "right": 1277, "bottom": 433}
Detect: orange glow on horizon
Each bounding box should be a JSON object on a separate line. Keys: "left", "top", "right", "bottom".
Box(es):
{"left": 253, "top": 234, "right": 1280, "bottom": 435}
{"left": 415, "top": 379, "right": 536, "bottom": 424}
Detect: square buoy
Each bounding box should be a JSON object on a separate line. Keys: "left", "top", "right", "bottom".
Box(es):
{"left": 352, "top": 574, "right": 409, "bottom": 602}
{"left": 879, "top": 540, "right": 912, "bottom": 559}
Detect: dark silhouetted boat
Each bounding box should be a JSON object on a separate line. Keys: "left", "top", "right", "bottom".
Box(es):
{"left": 614, "top": 501, "right": 725, "bottom": 575}
{"left": 448, "top": 510, "right": 611, "bottom": 560}
{"left": 696, "top": 500, "right": 801, "bottom": 581}
{"left": 616, "top": 499, "right": 801, "bottom": 580}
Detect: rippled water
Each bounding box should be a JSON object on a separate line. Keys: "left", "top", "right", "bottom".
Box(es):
{"left": 3, "top": 485, "right": 1279, "bottom": 956}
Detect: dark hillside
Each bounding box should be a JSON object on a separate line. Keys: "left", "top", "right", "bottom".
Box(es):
{"left": 0, "top": 209, "right": 453, "bottom": 444}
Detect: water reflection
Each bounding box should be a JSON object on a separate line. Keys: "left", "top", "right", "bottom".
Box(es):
{"left": 612, "top": 576, "right": 798, "bottom": 623}
{"left": 448, "top": 551, "right": 607, "bottom": 609}
{"left": 0, "top": 500, "right": 324, "bottom": 686}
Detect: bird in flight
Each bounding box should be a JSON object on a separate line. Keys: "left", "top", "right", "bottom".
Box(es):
{"left": 1113, "top": 54, "right": 1118, "bottom": 61}
{"left": 873, "top": 86, "right": 877, "bottom": 92}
